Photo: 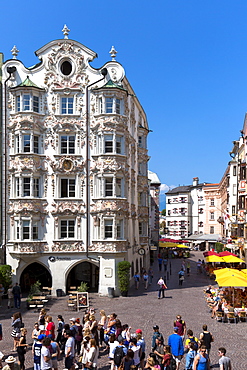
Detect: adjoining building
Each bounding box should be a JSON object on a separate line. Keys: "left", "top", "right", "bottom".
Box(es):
{"left": 1, "top": 27, "right": 150, "bottom": 295}
{"left": 148, "top": 170, "right": 161, "bottom": 247}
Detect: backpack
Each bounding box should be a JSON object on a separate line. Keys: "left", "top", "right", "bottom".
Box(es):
{"left": 188, "top": 336, "right": 198, "bottom": 350}
{"left": 114, "top": 346, "right": 125, "bottom": 366}
{"left": 167, "top": 356, "right": 176, "bottom": 370}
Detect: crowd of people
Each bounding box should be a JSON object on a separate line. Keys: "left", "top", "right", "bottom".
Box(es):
{"left": 0, "top": 307, "right": 231, "bottom": 370}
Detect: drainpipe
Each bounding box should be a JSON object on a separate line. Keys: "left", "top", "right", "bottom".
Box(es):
{"left": 85, "top": 68, "right": 107, "bottom": 259}
{"left": 4, "top": 66, "right": 16, "bottom": 263}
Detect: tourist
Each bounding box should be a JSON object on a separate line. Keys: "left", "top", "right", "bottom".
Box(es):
{"left": 40, "top": 337, "right": 52, "bottom": 370}
{"left": 79, "top": 335, "right": 91, "bottom": 368}
{"left": 148, "top": 267, "right": 154, "bottom": 284}
{"left": 7, "top": 285, "right": 14, "bottom": 309}
{"left": 136, "top": 330, "right": 146, "bottom": 370}
{"left": 168, "top": 327, "right": 184, "bottom": 370}
{"left": 158, "top": 257, "right": 163, "bottom": 271}
{"left": 16, "top": 328, "right": 27, "bottom": 370}
{"left": 45, "top": 316, "right": 55, "bottom": 340}
{"left": 129, "top": 337, "right": 141, "bottom": 369}
{"left": 49, "top": 336, "right": 60, "bottom": 370}
{"left": 192, "top": 345, "right": 210, "bottom": 370}
{"left": 2, "top": 356, "right": 20, "bottom": 370}
{"left": 121, "top": 349, "right": 134, "bottom": 370}
{"left": 38, "top": 309, "right": 47, "bottom": 328}
{"left": 218, "top": 347, "right": 231, "bottom": 370}
{"left": 157, "top": 277, "right": 167, "bottom": 299}
{"left": 69, "top": 318, "right": 78, "bottom": 338}
{"left": 134, "top": 272, "right": 140, "bottom": 289}
{"left": 56, "top": 315, "right": 64, "bottom": 347}
{"left": 197, "top": 260, "right": 202, "bottom": 274}
{"left": 186, "top": 261, "right": 191, "bottom": 276}
{"left": 98, "top": 310, "right": 107, "bottom": 348}
{"left": 153, "top": 336, "right": 164, "bottom": 370}
{"left": 145, "top": 356, "right": 160, "bottom": 370}
{"left": 109, "top": 334, "right": 119, "bottom": 370}
{"left": 185, "top": 342, "right": 197, "bottom": 370}
{"left": 75, "top": 318, "right": 83, "bottom": 355}
{"left": 32, "top": 323, "right": 40, "bottom": 343}
{"left": 178, "top": 269, "right": 185, "bottom": 286}
{"left": 12, "top": 283, "right": 21, "bottom": 309}
{"left": 143, "top": 272, "right": 149, "bottom": 290}
{"left": 32, "top": 334, "right": 45, "bottom": 370}
{"left": 199, "top": 325, "right": 214, "bottom": 355}
{"left": 173, "top": 316, "right": 186, "bottom": 342}
{"left": 151, "top": 326, "right": 164, "bottom": 352}
{"left": 64, "top": 329, "right": 75, "bottom": 370}
{"left": 162, "top": 345, "right": 172, "bottom": 370}
{"left": 11, "top": 312, "right": 22, "bottom": 351}
{"left": 113, "top": 336, "right": 128, "bottom": 368}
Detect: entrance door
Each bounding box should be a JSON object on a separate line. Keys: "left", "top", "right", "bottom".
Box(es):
{"left": 20, "top": 262, "right": 52, "bottom": 292}
{"left": 66, "top": 261, "right": 99, "bottom": 293}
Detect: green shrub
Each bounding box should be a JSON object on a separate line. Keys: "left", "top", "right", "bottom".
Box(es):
{"left": 0, "top": 265, "right": 12, "bottom": 292}
{"left": 77, "top": 282, "right": 89, "bottom": 292}
{"left": 117, "top": 261, "right": 131, "bottom": 293}
{"left": 28, "top": 280, "right": 42, "bottom": 299}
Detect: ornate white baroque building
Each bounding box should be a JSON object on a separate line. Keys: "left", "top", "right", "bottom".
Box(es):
{"left": 2, "top": 27, "right": 149, "bottom": 295}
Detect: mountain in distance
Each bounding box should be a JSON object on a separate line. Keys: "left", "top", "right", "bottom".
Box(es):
{"left": 159, "top": 184, "right": 176, "bottom": 211}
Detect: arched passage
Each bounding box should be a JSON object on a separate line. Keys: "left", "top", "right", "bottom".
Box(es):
{"left": 66, "top": 261, "right": 99, "bottom": 293}
{"left": 20, "top": 262, "right": 52, "bottom": 292}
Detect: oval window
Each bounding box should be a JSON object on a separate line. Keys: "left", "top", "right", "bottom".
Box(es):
{"left": 61, "top": 61, "right": 72, "bottom": 76}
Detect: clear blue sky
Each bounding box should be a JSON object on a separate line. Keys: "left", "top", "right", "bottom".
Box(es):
{"left": 1, "top": 1, "right": 247, "bottom": 190}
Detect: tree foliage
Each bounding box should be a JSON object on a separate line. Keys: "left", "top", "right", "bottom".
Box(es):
{"left": 117, "top": 261, "right": 131, "bottom": 292}
{"left": 0, "top": 265, "right": 12, "bottom": 291}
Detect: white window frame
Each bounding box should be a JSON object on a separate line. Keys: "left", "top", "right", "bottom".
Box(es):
{"left": 15, "top": 133, "right": 40, "bottom": 154}
{"left": 14, "top": 176, "right": 41, "bottom": 198}
{"left": 16, "top": 93, "right": 40, "bottom": 113}
{"left": 60, "top": 134, "right": 76, "bottom": 154}
{"left": 61, "top": 97, "right": 74, "bottom": 114}
{"left": 98, "top": 96, "right": 123, "bottom": 115}
{"left": 116, "top": 219, "right": 124, "bottom": 239}
{"left": 103, "top": 176, "right": 124, "bottom": 198}
{"left": 60, "top": 178, "right": 76, "bottom": 198}
{"left": 104, "top": 219, "right": 113, "bottom": 239}
{"left": 60, "top": 219, "right": 75, "bottom": 239}
{"left": 15, "top": 218, "right": 40, "bottom": 241}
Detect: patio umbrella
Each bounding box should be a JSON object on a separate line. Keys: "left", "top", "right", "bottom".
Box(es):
{"left": 214, "top": 268, "right": 246, "bottom": 280}
{"left": 216, "top": 273, "right": 247, "bottom": 287}
{"left": 176, "top": 244, "right": 190, "bottom": 249}
{"left": 159, "top": 242, "right": 177, "bottom": 248}
{"left": 206, "top": 255, "right": 224, "bottom": 263}
{"left": 221, "top": 255, "right": 245, "bottom": 264}
{"left": 203, "top": 251, "right": 218, "bottom": 257}
{"left": 218, "top": 251, "right": 236, "bottom": 257}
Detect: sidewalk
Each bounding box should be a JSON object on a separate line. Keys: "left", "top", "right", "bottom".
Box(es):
{"left": 0, "top": 251, "right": 246, "bottom": 369}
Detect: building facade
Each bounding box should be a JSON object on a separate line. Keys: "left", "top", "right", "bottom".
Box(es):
{"left": 2, "top": 28, "right": 149, "bottom": 295}
{"left": 148, "top": 170, "right": 161, "bottom": 246}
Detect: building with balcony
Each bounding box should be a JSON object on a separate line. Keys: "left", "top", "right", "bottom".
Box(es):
{"left": 1, "top": 28, "right": 149, "bottom": 295}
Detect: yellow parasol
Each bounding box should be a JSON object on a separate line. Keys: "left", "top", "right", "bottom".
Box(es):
{"left": 216, "top": 273, "right": 247, "bottom": 287}
{"left": 159, "top": 242, "right": 177, "bottom": 248}
{"left": 176, "top": 244, "right": 190, "bottom": 249}
{"left": 206, "top": 255, "right": 224, "bottom": 263}
{"left": 221, "top": 255, "right": 245, "bottom": 263}
{"left": 214, "top": 268, "right": 246, "bottom": 279}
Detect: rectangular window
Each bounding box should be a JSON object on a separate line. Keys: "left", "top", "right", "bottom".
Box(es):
{"left": 233, "top": 166, "right": 237, "bottom": 176}
{"left": 16, "top": 220, "right": 20, "bottom": 239}
{"left": 16, "top": 178, "right": 20, "bottom": 197}
{"left": 17, "top": 96, "right": 20, "bottom": 112}
{"left": 117, "top": 219, "right": 123, "bottom": 239}
{"left": 104, "top": 219, "right": 113, "bottom": 238}
{"left": 61, "top": 97, "right": 74, "bottom": 114}
{"left": 116, "top": 136, "right": 123, "bottom": 154}
{"left": 61, "top": 179, "right": 76, "bottom": 198}
{"left": 138, "top": 136, "right": 142, "bottom": 148}
{"left": 116, "top": 99, "right": 121, "bottom": 114}
{"left": 60, "top": 220, "right": 75, "bottom": 238}
{"left": 32, "top": 221, "right": 39, "bottom": 240}
{"left": 60, "top": 135, "right": 75, "bottom": 154}
{"left": 210, "top": 212, "right": 214, "bottom": 220}
{"left": 33, "top": 178, "right": 40, "bottom": 197}
{"left": 33, "top": 96, "right": 39, "bottom": 113}
{"left": 116, "top": 178, "right": 122, "bottom": 197}
{"left": 232, "top": 205, "right": 236, "bottom": 215}
{"left": 34, "top": 136, "right": 39, "bottom": 154}
{"left": 23, "top": 135, "right": 31, "bottom": 152}
{"left": 23, "top": 94, "right": 30, "bottom": 111}
{"left": 106, "top": 98, "right": 113, "bottom": 113}
{"left": 105, "top": 178, "right": 113, "bottom": 196}
{"left": 210, "top": 198, "right": 215, "bottom": 206}
{"left": 23, "top": 178, "right": 31, "bottom": 196}
{"left": 23, "top": 220, "right": 30, "bottom": 239}
{"left": 99, "top": 98, "right": 103, "bottom": 114}
{"left": 210, "top": 226, "right": 214, "bottom": 234}
{"left": 104, "top": 135, "right": 113, "bottom": 153}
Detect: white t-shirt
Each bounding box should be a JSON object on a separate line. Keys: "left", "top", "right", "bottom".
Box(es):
{"left": 109, "top": 341, "right": 119, "bottom": 359}
{"left": 41, "top": 346, "right": 52, "bottom": 370}
{"left": 65, "top": 336, "right": 75, "bottom": 357}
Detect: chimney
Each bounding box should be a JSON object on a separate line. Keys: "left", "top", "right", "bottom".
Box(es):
{"left": 193, "top": 177, "right": 199, "bottom": 186}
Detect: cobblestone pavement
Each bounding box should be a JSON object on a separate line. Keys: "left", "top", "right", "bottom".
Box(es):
{"left": 0, "top": 251, "right": 246, "bottom": 369}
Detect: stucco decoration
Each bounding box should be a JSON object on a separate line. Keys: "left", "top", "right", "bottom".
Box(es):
{"left": 47, "top": 156, "right": 85, "bottom": 173}
{"left": 52, "top": 241, "right": 85, "bottom": 252}
{"left": 8, "top": 200, "right": 48, "bottom": 215}
{"left": 91, "top": 199, "right": 129, "bottom": 215}
{"left": 51, "top": 201, "right": 85, "bottom": 215}
{"left": 17, "top": 242, "right": 49, "bottom": 253}
{"left": 9, "top": 155, "right": 46, "bottom": 172}
{"left": 8, "top": 115, "right": 45, "bottom": 132}
{"left": 90, "top": 241, "right": 127, "bottom": 252}
{"left": 91, "top": 157, "right": 128, "bottom": 175}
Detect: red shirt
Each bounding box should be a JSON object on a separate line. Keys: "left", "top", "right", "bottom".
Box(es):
{"left": 46, "top": 321, "right": 55, "bottom": 339}
{"left": 174, "top": 320, "right": 186, "bottom": 336}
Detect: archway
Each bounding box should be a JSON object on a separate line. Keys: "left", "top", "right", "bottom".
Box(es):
{"left": 20, "top": 262, "right": 52, "bottom": 292}
{"left": 66, "top": 261, "right": 99, "bottom": 293}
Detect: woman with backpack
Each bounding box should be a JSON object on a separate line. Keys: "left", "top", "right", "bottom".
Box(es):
{"left": 185, "top": 342, "right": 197, "bottom": 370}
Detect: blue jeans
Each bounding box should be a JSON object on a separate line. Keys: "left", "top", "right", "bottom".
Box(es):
{"left": 14, "top": 295, "right": 21, "bottom": 308}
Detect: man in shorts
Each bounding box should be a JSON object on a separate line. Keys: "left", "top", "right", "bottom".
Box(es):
{"left": 168, "top": 327, "right": 184, "bottom": 370}
{"left": 218, "top": 347, "right": 232, "bottom": 370}
{"left": 64, "top": 330, "right": 75, "bottom": 370}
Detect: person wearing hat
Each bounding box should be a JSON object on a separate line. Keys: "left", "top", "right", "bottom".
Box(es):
{"left": 32, "top": 334, "right": 44, "bottom": 370}
{"left": 3, "top": 357, "right": 20, "bottom": 370}
{"left": 151, "top": 326, "right": 164, "bottom": 352}
{"left": 168, "top": 328, "right": 184, "bottom": 370}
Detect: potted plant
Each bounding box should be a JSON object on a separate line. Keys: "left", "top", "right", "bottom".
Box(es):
{"left": 117, "top": 261, "right": 131, "bottom": 296}
{"left": 26, "top": 280, "right": 41, "bottom": 309}
{"left": 77, "top": 282, "right": 89, "bottom": 292}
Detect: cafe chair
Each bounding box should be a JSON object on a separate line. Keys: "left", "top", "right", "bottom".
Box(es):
{"left": 215, "top": 311, "right": 224, "bottom": 322}
{"left": 239, "top": 311, "right": 247, "bottom": 322}
{"left": 226, "top": 312, "right": 237, "bottom": 324}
